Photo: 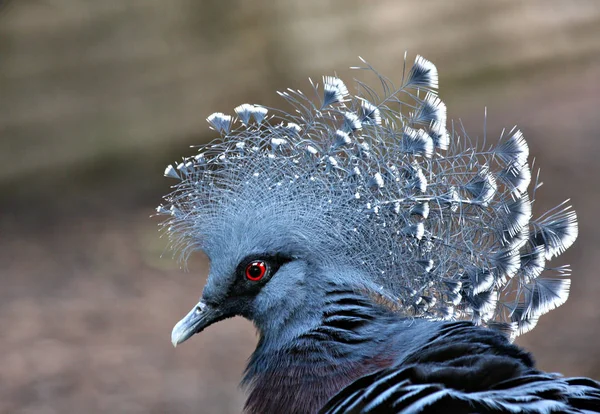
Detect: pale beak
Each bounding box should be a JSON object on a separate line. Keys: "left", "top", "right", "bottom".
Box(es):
{"left": 171, "top": 301, "right": 223, "bottom": 347}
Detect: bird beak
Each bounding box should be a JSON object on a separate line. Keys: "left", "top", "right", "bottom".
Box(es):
{"left": 171, "top": 301, "right": 223, "bottom": 347}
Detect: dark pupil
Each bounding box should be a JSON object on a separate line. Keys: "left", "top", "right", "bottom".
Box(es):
{"left": 248, "top": 265, "right": 262, "bottom": 278}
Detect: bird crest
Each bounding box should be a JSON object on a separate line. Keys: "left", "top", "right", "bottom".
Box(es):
{"left": 158, "top": 54, "right": 578, "bottom": 340}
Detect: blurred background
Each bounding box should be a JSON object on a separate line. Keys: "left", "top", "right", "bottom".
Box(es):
{"left": 1, "top": 1, "right": 599, "bottom": 413}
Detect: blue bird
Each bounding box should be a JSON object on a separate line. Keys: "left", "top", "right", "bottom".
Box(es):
{"left": 159, "top": 55, "right": 600, "bottom": 413}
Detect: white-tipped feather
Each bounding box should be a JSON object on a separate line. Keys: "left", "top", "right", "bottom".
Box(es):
{"left": 323, "top": 76, "right": 349, "bottom": 107}
{"left": 164, "top": 164, "right": 180, "bottom": 179}
{"left": 206, "top": 112, "right": 233, "bottom": 134}
{"left": 234, "top": 103, "right": 255, "bottom": 125}
{"left": 406, "top": 55, "right": 438, "bottom": 89}
{"left": 342, "top": 111, "right": 362, "bottom": 133}
{"left": 401, "top": 127, "right": 434, "bottom": 158}
{"left": 413, "top": 92, "right": 447, "bottom": 126}
{"left": 359, "top": 99, "right": 382, "bottom": 126}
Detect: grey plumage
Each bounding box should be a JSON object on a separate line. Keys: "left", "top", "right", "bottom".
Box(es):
{"left": 160, "top": 55, "right": 598, "bottom": 413}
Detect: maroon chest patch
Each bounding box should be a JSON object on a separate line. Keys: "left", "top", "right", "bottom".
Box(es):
{"left": 244, "top": 352, "right": 396, "bottom": 414}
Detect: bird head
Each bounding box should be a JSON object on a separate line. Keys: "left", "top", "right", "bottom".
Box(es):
{"left": 161, "top": 55, "right": 578, "bottom": 348}
{"left": 167, "top": 165, "right": 371, "bottom": 346}
{"left": 168, "top": 203, "right": 331, "bottom": 346}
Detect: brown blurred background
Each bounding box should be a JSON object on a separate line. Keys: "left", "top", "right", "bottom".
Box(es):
{"left": 1, "top": 1, "right": 599, "bottom": 413}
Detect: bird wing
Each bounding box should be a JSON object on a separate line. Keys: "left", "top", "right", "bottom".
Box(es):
{"left": 321, "top": 322, "right": 600, "bottom": 413}
{"left": 321, "top": 366, "right": 600, "bottom": 414}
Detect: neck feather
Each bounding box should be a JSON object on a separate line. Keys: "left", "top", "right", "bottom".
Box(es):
{"left": 242, "top": 286, "right": 398, "bottom": 414}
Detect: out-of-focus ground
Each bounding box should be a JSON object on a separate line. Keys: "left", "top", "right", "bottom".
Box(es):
{"left": 1, "top": 1, "right": 600, "bottom": 413}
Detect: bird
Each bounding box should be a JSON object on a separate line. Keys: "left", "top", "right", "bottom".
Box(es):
{"left": 159, "top": 54, "right": 600, "bottom": 413}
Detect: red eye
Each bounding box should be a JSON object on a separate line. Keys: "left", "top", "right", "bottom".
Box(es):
{"left": 245, "top": 261, "right": 267, "bottom": 281}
